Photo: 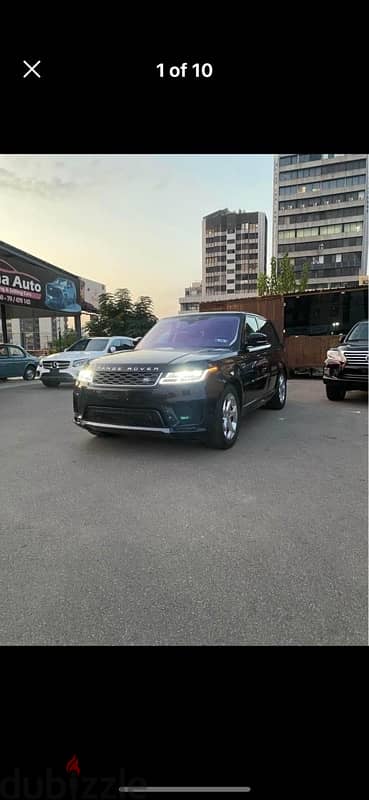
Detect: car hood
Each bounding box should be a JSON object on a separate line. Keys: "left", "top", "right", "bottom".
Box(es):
{"left": 90, "top": 348, "right": 233, "bottom": 368}
{"left": 43, "top": 350, "right": 103, "bottom": 361}
{"left": 339, "top": 341, "right": 369, "bottom": 352}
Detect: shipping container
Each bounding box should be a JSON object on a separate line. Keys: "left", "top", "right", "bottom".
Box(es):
{"left": 199, "top": 287, "right": 368, "bottom": 373}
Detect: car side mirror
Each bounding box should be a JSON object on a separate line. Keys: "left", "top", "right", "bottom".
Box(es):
{"left": 109, "top": 345, "right": 116, "bottom": 353}
{"left": 338, "top": 333, "right": 345, "bottom": 343}
{"left": 246, "top": 332, "right": 269, "bottom": 347}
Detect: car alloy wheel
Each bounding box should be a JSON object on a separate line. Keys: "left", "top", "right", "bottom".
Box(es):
{"left": 24, "top": 366, "right": 36, "bottom": 381}
{"left": 278, "top": 373, "right": 286, "bottom": 405}
{"left": 222, "top": 392, "right": 239, "bottom": 442}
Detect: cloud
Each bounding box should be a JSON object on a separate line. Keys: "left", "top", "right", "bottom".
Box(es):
{"left": 0, "top": 155, "right": 175, "bottom": 198}
{"left": 0, "top": 165, "right": 77, "bottom": 196}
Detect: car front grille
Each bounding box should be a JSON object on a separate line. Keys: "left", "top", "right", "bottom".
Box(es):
{"left": 43, "top": 360, "right": 70, "bottom": 369}
{"left": 343, "top": 351, "right": 368, "bottom": 368}
{"left": 93, "top": 370, "right": 161, "bottom": 386}
{"left": 85, "top": 406, "right": 165, "bottom": 428}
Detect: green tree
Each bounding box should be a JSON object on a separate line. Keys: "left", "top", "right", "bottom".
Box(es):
{"left": 85, "top": 289, "right": 134, "bottom": 336}
{"left": 85, "top": 289, "right": 157, "bottom": 338}
{"left": 299, "top": 262, "right": 310, "bottom": 292}
{"left": 49, "top": 328, "right": 80, "bottom": 352}
{"left": 257, "top": 273, "right": 269, "bottom": 296}
{"left": 129, "top": 296, "right": 157, "bottom": 337}
{"left": 269, "top": 257, "right": 281, "bottom": 295}
{"left": 258, "top": 255, "right": 310, "bottom": 297}
{"left": 278, "top": 253, "right": 297, "bottom": 294}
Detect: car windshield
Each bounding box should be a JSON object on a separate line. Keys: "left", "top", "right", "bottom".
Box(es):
{"left": 66, "top": 339, "right": 89, "bottom": 352}
{"left": 136, "top": 315, "right": 240, "bottom": 350}
{"left": 85, "top": 339, "right": 109, "bottom": 352}
{"left": 346, "top": 321, "right": 368, "bottom": 342}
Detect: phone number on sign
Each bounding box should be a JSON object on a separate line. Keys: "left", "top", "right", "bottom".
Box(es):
{"left": 0, "top": 294, "right": 31, "bottom": 305}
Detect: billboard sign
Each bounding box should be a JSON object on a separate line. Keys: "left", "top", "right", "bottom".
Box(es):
{"left": 80, "top": 278, "right": 106, "bottom": 313}
{"left": 0, "top": 254, "right": 81, "bottom": 313}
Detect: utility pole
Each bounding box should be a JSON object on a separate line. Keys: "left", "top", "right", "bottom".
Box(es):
{"left": 1, "top": 304, "right": 8, "bottom": 343}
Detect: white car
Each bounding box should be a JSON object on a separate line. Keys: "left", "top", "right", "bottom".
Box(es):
{"left": 37, "top": 336, "right": 135, "bottom": 387}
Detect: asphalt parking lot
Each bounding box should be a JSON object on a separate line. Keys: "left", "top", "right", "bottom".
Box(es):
{"left": 1, "top": 377, "right": 367, "bottom": 645}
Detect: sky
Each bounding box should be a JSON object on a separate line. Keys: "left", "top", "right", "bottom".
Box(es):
{"left": 0, "top": 155, "right": 273, "bottom": 317}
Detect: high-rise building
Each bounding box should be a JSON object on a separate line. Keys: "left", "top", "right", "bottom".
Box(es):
{"left": 273, "top": 154, "right": 368, "bottom": 289}
{"left": 179, "top": 281, "right": 202, "bottom": 313}
{"left": 202, "top": 209, "right": 267, "bottom": 301}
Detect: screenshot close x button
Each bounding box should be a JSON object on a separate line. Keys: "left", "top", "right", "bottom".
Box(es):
{"left": 23, "top": 60, "right": 41, "bottom": 78}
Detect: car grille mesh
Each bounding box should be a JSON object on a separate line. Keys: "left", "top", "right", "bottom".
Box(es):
{"left": 343, "top": 351, "right": 368, "bottom": 368}
{"left": 93, "top": 370, "right": 160, "bottom": 386}
{"left": 85, "top": 406, "right": 164, "bottom": 428}
{"left": 43, "top": 360, "right": 70, "bottom": 369}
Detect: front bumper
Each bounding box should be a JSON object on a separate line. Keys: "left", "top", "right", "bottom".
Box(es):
{"left": 38, "top": 366, "right": 82, "bottom": 384}
{"left": 73, "top": 377, "right": 223, "bottom": 437}
{"left": 323, "top": 363, "right": 368, "bottom": 391}
{"left": 38, "top": 369, "right": 76, "bottom": 384}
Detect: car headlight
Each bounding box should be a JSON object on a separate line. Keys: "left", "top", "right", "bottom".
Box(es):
{"left": 77, "top": 366, "right": 94, "bottom": 384}
{"left": 326, "top": 349, "right": 346, "bottom": 364}
{"left": 159, "top": 366, "right": 218, "bottom": 385}
{"left": 73, "top": 358, "right": 89, "bottom": 367}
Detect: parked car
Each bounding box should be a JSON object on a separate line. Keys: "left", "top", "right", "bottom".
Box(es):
{"left": 73, "top": 312, "right": 287, "bottom": 449}
{"left": 0, "top": 344, "right": 39, "bottom": 381}
{"left": 323, "top": 320, "right": 368, "bottom": 401}
{"left": 37, "top": 336, "right": 135, "bottom": 387}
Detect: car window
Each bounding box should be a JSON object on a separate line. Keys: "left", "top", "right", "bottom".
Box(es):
{"left": 111, "top": 338, "right": 133, "bottom": 349}
{"left": 85, "top": 339, "right": 109, "bottom": 352}
{"left": 66, "top": 339, "right": 89, "bottom": 352}
{"left": 245, "top": 315, "right": 259, "bottom": 335}
{"left": 8, "top": 346, "right": 24, "bottom": 357}
{"left": 0, "top": 345, "right": 9, "bottom": 357}
{"left": 346, "top": 321, "right": 368, "bottom": 342}
{"left": 136, "top": 315, "right": 240, "bottom": 350}
{"left": 257, "top": 319, "right": 280, "bottom": 346}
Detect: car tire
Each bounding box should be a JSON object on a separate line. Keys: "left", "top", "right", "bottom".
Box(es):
{"left": 205, "top": 384, "right": 241, "bottom": 450}
{"left": 326, "top": 383, "right": 346, "bottom": 401}
{"left": 23, "top": 365, "right": 36, "bottom": 381}
{"left": 265, "top": 370, "right": 287, "bottom": 410}
{"left": 41, "top": 380, "right": 60, "bottom": 388}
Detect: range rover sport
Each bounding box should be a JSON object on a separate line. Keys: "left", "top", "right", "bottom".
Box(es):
{"left": 73, "top": 312, "right": 287, "bottom": 449}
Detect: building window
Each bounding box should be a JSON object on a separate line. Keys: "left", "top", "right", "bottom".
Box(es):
{"left": 279, "top": 229, "right": 296, "bottom": 240}
{"left": 336, "top": 254, "right": 342, "bottom": 263}
{"left": 344, "top": 221, "right": 363, "bottom": 234}
{"left": 296, "top": 227, "right": 319, "bottom": 238}
{"left": 319, "top": 224, "right": 343, "bottom": 236}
